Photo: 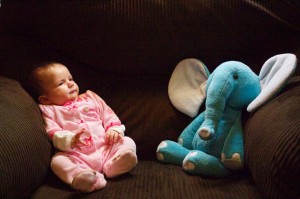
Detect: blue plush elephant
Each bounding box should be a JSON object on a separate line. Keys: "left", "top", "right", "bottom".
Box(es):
{"left": 157, "top": 55, "right": 297, "bottom": 177}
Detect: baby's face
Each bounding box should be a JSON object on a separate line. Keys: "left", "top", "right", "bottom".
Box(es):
{"left": 39, "top": 63, "right": 79, "bottom": 105}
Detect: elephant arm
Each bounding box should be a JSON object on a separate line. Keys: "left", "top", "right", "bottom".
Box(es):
{"left": 178, "top": 111, "right": 205, "bottom": 149}
{"left": 221, "top": 116, "right": 244, "bottom": 170}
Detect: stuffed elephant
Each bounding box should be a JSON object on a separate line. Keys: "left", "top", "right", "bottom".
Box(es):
{"left": 157, "top": 54, "right": 297, "bottom": 177}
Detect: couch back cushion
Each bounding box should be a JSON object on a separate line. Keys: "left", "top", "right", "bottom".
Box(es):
{"left": 0, "top": 76, "right": 53, "bottom": 198}
{"left": 1, "top": 1, "right": 299, "bottom": 78}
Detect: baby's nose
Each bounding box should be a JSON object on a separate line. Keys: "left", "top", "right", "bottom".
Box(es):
{"left": 67, "top": 80, "right": 74, "bottom": 87}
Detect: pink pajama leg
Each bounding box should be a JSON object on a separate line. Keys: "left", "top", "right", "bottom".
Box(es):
{"left": 102, "top": 136, "right": 138, "bottom": 178}
{"left": 51, "top": 152, "right": 106, "bottom": 192}
{"left": 51, "top": 152, "right": 90, "bottom": 185}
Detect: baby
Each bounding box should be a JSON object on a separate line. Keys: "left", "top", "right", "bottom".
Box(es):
{"left": 27, "top": 62, "right": 137, "bottom": 192}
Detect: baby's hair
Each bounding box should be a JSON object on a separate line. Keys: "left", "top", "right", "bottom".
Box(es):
{"left": 26, "top": 61, "right": 62, "bottom": 101}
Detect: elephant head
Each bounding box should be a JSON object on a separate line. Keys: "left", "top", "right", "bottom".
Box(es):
{"left": 168, "top": 54, "right": 296, "bottom": 122}
{"left": 198, "top": 61, "right": 261, "bottom": 140}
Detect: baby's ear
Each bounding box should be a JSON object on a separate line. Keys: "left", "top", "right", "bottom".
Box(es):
{"left": 168, "top": 58, "right": 210, "bottom": 118}
{"left": 38, "top": 95, "right": 51, "bottom": 105}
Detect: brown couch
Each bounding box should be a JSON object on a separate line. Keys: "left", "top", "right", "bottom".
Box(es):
{"left": 0, "top": 1, "right": 299, "bottom": 199}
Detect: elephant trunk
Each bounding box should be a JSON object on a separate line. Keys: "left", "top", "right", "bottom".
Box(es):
{"left": 198, "top": 66, "right": 235, "bottom": 140}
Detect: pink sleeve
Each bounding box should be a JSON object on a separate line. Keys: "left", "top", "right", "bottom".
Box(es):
{"left": 86, "top": 90, "right": 124, "bottom": 133}
{"left": 39, "top": 104, "right": 63, "bottom": 138}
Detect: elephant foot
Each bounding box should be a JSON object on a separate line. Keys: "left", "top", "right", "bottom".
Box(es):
{"left": 198, "top": 127, "right": 212, "bottom": 140}
{"left": 182, "top": 152, "right": 198, "bottom": 171}
{"left": 156, "top": 141, "right": 168, "bottom": 161}
{"left": 182, "top": 151, "right": 230, "bottom": 177}
{"left": 156, "top": 140, "right": 190, "bottom": 165}
{"left": 221, "top": 153, "right": 243, "bottom": 170}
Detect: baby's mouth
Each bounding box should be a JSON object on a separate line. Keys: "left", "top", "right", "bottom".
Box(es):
{"left": 70, "top": 90, "right": 77, "bottom": 94}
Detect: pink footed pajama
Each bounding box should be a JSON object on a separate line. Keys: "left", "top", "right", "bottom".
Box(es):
{"left": 39, "top": 90, "right": 138, "bottom": 192}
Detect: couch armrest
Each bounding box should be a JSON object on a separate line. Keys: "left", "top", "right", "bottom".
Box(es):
{"left": 0, "top": 76, "right": 53, "bottom": 198}
{"left": 244, "top": 76, "right": 300, "bottom": 199}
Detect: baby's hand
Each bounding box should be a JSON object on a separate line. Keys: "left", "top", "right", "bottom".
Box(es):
{"left": 105, "top": 129, "right": 124, "bottom": 144}
{"left": 71, "top": 128, "right": 86, "bottom": 149}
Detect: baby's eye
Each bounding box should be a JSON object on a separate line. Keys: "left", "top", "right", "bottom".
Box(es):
{"left": 69, "top": 77, "right": 74, "bottom": 81}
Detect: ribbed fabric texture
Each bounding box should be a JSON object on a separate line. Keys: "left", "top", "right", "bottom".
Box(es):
{"left": 32, "top": 160, "right": 261, "bottom": 199}
{"left": 1, "top": 0, "right": 299, "bottom": 77}
{"left": 0, "top": 77, "right": 53, "bottom": 199}
{"left": 244, "top": 77, "right": 300, "bottom": 199}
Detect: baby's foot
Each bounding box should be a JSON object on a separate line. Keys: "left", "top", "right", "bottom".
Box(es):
{"left": 72, "top": 171, "right": 107, "bottom": 193}
{"left": 104, "top": 150, "right": 138, "bottom": 178}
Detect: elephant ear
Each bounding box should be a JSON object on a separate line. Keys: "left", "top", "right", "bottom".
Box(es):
{"left": 247, "top": 53, "right": 297, "bottom": 112}
{"left": 168, "top": 58, "right": 210, "bottom": 117}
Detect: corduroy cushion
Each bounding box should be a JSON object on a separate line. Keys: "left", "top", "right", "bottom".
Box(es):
{"left": 0, "top": 76, "right": 53, "bottom": 198}
{"left": 1, "top": 1, "right": 299, "bottom": 77}
{"left": 32, "top": 161, "right": 261, "bottom": 199}
{"left": 244, "top": 76, "right": 300, "bottom": 199}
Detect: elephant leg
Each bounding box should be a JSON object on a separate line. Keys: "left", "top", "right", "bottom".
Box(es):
{"left": 182, "top": 150, "right": 230, "bottom": 177}
{"left": 156, "top": 140, "right": 190, "bottom": 165}
{"left": 178, "top": 112, "right": 205, "bottom": 149}
{"left": 221, "top": 117, "right": 244, "bottom": 170}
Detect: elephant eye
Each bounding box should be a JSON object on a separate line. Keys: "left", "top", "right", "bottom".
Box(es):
{"left": 233, "top": 74, "right": 239, "bottom": 80}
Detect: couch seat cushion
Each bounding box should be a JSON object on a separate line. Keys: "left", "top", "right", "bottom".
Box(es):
{"left": 32, "top": 160, "right": 261, "bottom": 199}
